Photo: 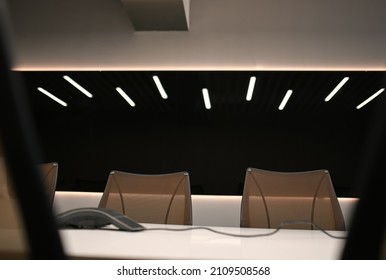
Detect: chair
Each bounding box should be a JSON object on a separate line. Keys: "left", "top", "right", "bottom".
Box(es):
{"left": 39, "top": 162, "right": 58, "bottom": 205}
{"left": 98, "top": 170, "right": 192, "bottom": 225}
{"left": 240, "top": 168, "right": 346, "bottom": 230}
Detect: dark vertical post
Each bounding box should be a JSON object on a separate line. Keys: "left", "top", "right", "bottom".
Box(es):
{"left": 0, "top": 1, "right": 65, "bottom": 259}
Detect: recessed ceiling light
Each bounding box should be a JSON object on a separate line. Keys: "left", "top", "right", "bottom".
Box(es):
{"left": 356, "top": 88, "right": 385, "bottom": 109}
{"left": 246, "top": 76, "right": 256, "bottom": 101}
{"left": 278, "top": 89, "right": 293, "bottom": 110}
{"left": 63, "top": 75, "right": 93, "bottom": 98}
{"left": 37, "top": 87, "right": 68, "bottom": 107}
{"left": 325, "top": 77, "right": 349, "bottom": 102}
{"left": 116, "top": 87, "right": 136, "bottom": 107}
{"left": 152, "top": 75, "right": 168, "bottom": 99}
{"left": 202, "top": 88, "right": 211, "bottom": 109}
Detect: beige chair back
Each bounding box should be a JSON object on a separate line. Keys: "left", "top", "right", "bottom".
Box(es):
{"left": 99, "top": 171, "right": 192, "bottom": 225}
{"left": 240, "top": 168, "right": 345, "bottom": 230}
{"left": 39, "top": 162, "right": 58, "bottom": 205}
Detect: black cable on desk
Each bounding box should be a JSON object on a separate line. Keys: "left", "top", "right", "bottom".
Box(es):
{"left": 143, "top": 220, "right": 347, "bottom": 240}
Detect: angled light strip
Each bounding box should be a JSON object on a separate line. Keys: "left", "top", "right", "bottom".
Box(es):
{"left": 202, "top": 88, "right": 211, "bottom": 109}
{"left": 278, "top": 89, "right": 293, "bottom": 110}
{"left": 152, "top": 75, "right": 168, "bottom": 99}
{"left": 325, "top": 77, "right": 349, "bottom": 102}
{"left": 116, "top": 87, "right": 135, "bottom": 107}
{"left": 37, "top": 87, "right": 68, "bottom": 107}
{"left": 356, "top": 88, "right": 385, "bottom": 109}
{"left": 246, "top": 76, "right": 256, "bottom": 101}
{"left": 63, "top": 75, "right": 93, "bottom": 98}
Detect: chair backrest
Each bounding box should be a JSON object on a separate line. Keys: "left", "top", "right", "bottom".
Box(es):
{"left": 98, "top": 171, "right": 192, "bottom": 225}
{"left": 39, "top": 162, "right": 58, "bottom": 205}
{"left": 240, "top": 168, "right": 346, "bottom": 230}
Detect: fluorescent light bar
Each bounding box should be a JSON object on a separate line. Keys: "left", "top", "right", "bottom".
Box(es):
{"left": 278, "top": 90, "right": 293, "bottom": 110}
{"left": 116, "top": 87, "right": 136, "bottom": 107}
{"left": 37, "top": 87, "right": 68, "bottom": 107}
{"left": 202, "top": 88, "right": 211, "bottom": 109}
{"left": 63, "top": 75, "right": 93, "bottom": 98}
{"left": 152, "top": 75, "right": 168, "bottom": 99}
{"left": 325, "top": 77, "right": 349, "bottom": 102}
{"left": 246, "top": 76, "right": 256, "bottom": 101}
{"left": 356, "top": 88, "right": 385, "bottom": 109}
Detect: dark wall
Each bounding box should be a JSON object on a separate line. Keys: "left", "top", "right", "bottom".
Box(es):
{"left": 36, "top": 112, "right": 368, "bottom": 197}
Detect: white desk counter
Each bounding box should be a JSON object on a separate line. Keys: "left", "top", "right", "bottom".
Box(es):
{"left": 53, "top": 192, "right": 359, "bottom": 228}
{"left": 59, "top": 224, "right": 347, "bottom": 260}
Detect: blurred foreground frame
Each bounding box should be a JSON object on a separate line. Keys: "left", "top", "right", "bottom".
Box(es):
{"left": 341, "top": 74, "right": 386, "bottom": 259}
{"left": 0, "top": 1, "right": 65, "bottom": 259}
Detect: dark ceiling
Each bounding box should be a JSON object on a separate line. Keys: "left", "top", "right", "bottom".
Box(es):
{"left": 20, "top": 70, "right": 386, "bottom": 126}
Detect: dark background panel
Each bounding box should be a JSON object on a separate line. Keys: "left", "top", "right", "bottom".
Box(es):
{"left": 22, "top": 71, "right": 386, "bottom": 197}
